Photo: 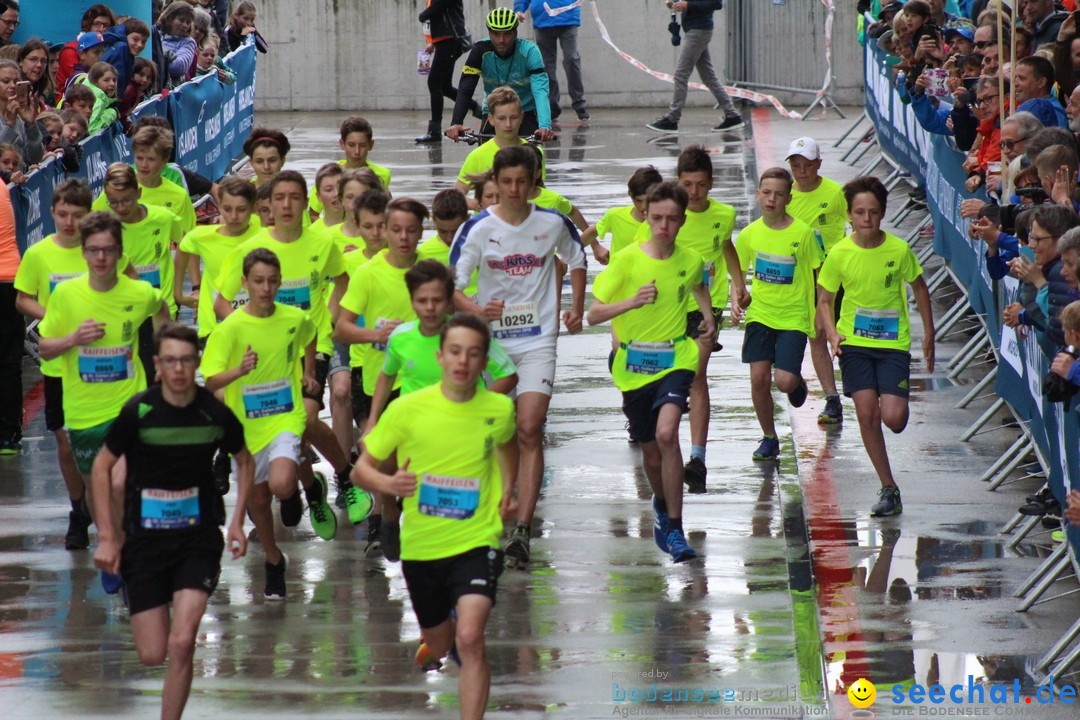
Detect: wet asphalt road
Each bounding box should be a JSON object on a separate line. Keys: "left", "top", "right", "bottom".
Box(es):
{"left": 1, "top": 106, "right": 1077, "bottom": 719}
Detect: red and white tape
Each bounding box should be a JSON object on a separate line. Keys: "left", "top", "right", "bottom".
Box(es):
{"left": 816, "top": 0, "right": 835, "bottom": 102}
{"left": 544, "top": 0, "right": 585, "bottom": 16}
{"left": 587, "top": 0, "right": 803, "bottom": 120}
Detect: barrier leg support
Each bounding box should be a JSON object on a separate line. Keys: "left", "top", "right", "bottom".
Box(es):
{"left": 1015, "top": 553, "right": 1072, "bottom": 611}
{"left": 986, "top": 438, "right": 1036, "bottom": 490}
{"left": 936, "top": 300, "right": 972, "bottom": 343}
{"left": 1046, "top": 639, "right": 1080, "bottom": 683}
{"left": 833, "top": 110, "right": 867, "bottom": 148}
{"left": 841, "top": 128, "right": 876, "bottom": 163}
{"left": 1006, "top": 515, "right": 1045, "bottom": 550}
{"left": 979, "top": 427, "right": 1028, "bottom": 477}
{"left": 1035, "top": 616, "right": 1080, "bottom": 675}
{"left": 959, "top": 396, "right": 1004, "bottom": 442}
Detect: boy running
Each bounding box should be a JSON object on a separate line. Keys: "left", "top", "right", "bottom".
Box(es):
{"left": 174, "top": 176, "right": 262, "bottom": 340}
{"left": 352, "top": 312, "right": 516, "bottom": 720}
{"left": 335, "top": 198, "right": 426, "bottom": 551}
{"left": 452, "top": 87, "right": 542, "bottom": 206}
{"left": 450, "top": 144, "right": 587, "bottom": 569}
{"left": 580, "top": 166, "right": 663, "bottom": 258}
{"left": 587, "top": 181, "right": 715, "bottom": 562}
{"left": 785, "top": 137, "right": 849, "bottom": 425}
{"left": 309, "top": 116, "right": 392, "bottom": 214}
{"left": 735, "top": 168, "right": 822, "bottom": 462}
{"left": 215, "top": 170, "right": 349, "bottom": 537}
{"left": 14, "top": 181, "right": 131, "bottom": 549}
{"left": 818, "top": 176, "right": 934, "bottom": 517}
{"left": 38, "top": 212, "right": 169, "bottom": 589}
{"left": 92, "top": 322, "right": 254, "bottom": 720}
{"left": 203, "top": 248, "right": 323, "bottom": 596}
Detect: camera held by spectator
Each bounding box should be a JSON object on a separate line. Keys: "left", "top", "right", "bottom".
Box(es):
{"left": 1044, "top": 344, "right": 1079, "bottom": 403}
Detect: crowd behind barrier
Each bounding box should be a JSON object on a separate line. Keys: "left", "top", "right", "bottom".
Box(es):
{"left": 9, "top": 39, "right": 256, "bottom": 255}
{"left": 862, "top": 39, "right": 1080, "bottom": 569}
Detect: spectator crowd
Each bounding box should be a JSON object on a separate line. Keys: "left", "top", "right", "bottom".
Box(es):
{"left": 866, "top": 0, "right": 1080, "bottom": 525}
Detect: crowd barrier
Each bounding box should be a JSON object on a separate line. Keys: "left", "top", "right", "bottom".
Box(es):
{"left": 861, "top": 40, "right": 1080, "bottom": 681}
{"left": 11, "top": 40, "right": 257, "bottom": 254}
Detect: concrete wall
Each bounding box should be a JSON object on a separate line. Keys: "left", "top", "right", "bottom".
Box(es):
{"left": 253, "top": 0, "right": 864, "bottom": 113}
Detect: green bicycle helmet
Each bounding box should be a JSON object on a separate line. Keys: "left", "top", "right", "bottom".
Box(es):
{"left": 486, "top": 7, "right": 519, "bottom": 31}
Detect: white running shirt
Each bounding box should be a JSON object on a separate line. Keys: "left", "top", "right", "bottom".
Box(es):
{"left": 450, "top": 204, "right": 586, "bottom": 352}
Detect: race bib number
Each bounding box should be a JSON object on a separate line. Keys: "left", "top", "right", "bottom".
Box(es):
{"left": 753, "top": 252, "right": 795, "bottom": 285}
{"left": 702, "top": 261, "right": 715, "bottom": 290}
{"left": 49, "top": 272, "right": 83, "bottom": 292}
{"left": 853, "top": 307, "right": 900, "bottom": 341}
{"left": 276, "top": 278, "right": 311, "bottom": 309}
{"left": 373, "top": 317, "right": 393, "bottom": 352}
{"left": 135, "top": 263, "right": 161, "bottom": 288}
{"left": 229, "top": 289, "right": 250, "bottom": 310}
{"left": 241, "top": 378, "right": 293, "bottom": 418}
{"left": 77, "top": 345, "right": 134, "bottom": 383}
{"left": 419, "top": 474, "right": 480, "bottom": 520}
{"left": 493, "top": 302, "right": 541, "bottom": 340}
{"left": 141, "top": 487, "right": 200, "bottom": 529}
{"left": 625, "top": 340, "right": 675, "bottom": 375}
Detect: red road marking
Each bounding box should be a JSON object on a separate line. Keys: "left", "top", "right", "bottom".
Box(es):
{"left": 790, "top": 393, "right": 871, "bottom": 720}
{"left": 753, "top": 107, "right": 777, "bottom": 170}
{"left": 21, "top": 378, "right": 44, "bottom": 429}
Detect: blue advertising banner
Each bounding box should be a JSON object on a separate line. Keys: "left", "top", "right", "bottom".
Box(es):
{"left": 862, "top": 41, "right": 1078, "bottom": 557}
{"left": 10, "top": 41, "right": 257, "bottom": 253}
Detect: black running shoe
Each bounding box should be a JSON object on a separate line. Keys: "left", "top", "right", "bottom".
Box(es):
{"left": 683, "top": 457, "right": 707, "bottom": 494}
{"left": 280, "top": 488, "right": 303, "bottom": 527}
{"left": 213, "top": 451, "right": 231, "bottom": 496}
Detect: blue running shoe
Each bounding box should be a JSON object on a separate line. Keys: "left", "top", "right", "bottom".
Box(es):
{"left": 652, "top": 496, "right": 670, "bottom": 553}
{"left": 666, "top": 528, "right": 697, "bottom": 563}
{"left": 101, "top": 570, "right": 123, "bottom": 595}
{"left": 752, "top": 436, "right": 780, "bottom": 461}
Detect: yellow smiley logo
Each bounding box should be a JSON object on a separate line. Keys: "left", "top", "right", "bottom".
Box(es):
{"left": 848, "top": 678, "right": 876, "bottom": 708}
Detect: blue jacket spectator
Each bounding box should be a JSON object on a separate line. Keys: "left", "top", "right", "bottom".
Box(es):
{"left": 514, "top": 0, "right": 579, "bottom": 28}
{"left": 1013, "top": 56, "right": 1069, "bottom": 128}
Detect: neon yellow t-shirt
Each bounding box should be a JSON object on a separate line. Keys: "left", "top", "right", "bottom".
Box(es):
{"left": 93, "top": 180, "right": 196, "bottom": 235}
{"left": 339, "top": 252, "right": 416, "bottom": 392}
{"left": 417, "top": 235, "right": 478, "bottom": 295}
{"left": 788, "top": 176, "right": 849, "bottom": 254}
{"left": 308, "top": 159, "right": 392, "bottom": 214}
{"left": 596, "top": 205, "right": 644, "bottom": 255}
{"left": 343, "top": 245, "right": 383, "bottom": 275}
{"left": 736, "top": 216, "right": 822, "bottom": 337}
{"left": 383, "top": 320, "right": 516, "bottom": 395}
{"left": 14, "top": 236, "right": 131, "bottom": 376}
{"left": 116, "top": 205, "right": 183, "bottom": 317}
{"left": 38, "top": 275, "right": 162, "bottom": 429}
{"left": 817, "top": 232, "right": 923, "bottom": 352}
{"left": 326, "top": 223, "right": 367, "bottom": 257}
{"left": 456, "top": 138, "right": 545, "bottom": 185}
{"left": 633, "top": 198, "right": 736, "bottom": 310}
{"left": 178, "top": 223, "right": 262, "bottom": 337}
{"left": 363, "top": 384, "right": 515, "bottom": 561}
{"left": 201, "top": 303, "right": 315, "bottom": 454}
{"left": 531, "top": 186, "right": 572, "bottom": 215}
{"left": 311, "top": 217, "right": 342, "bottom": 236}
{"left": 217, "top": 228, "right": 345, "bottom": 355}
{"left": 592, "top": 243, "right": 704, "bottom": 392}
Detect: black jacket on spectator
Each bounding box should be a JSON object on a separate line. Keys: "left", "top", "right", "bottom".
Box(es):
{"left": 420, "top": 0, "right": 468, "bottom": 43}
{"left": 681, "top": 1, "right": 724, "bottom": 32}
{"left": 224, "top": 25, "right": 268, "bottom": 54}
{"left": 949, "top": 105, "right": 986, "bottom": 153}
{"left": 1032, "top": 11, "right": 1069, "bottom": 52}
{"left": 1043, "top": 254, "right": 1075, "bottom": 350}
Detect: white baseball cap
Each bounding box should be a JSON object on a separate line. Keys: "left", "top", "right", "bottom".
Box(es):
{"left": 786, "top": 137, "right": 821, "bottom": 161}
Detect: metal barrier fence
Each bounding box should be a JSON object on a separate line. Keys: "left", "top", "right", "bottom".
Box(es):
{"left": 851, "top": 40, "right": 1080, "bottom": 683}
{"left": 10, "top": 40, "right": 257, "bottom": 254}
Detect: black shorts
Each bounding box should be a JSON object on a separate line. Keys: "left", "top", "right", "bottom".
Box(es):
{"left": 838, "top": 345, "right": 912, "bottom": 399}
{"left": 350, "top": 367, "right": 400, "bottom": 426}
{"left": 121, "top": 529, "right": 224, "bottom": 615}
{"left": 137, "top": 319, "right": 156, "bottom": 385}
{"left": 686, "top": 307, "right": 723, "bottom": 339}
{"left": 44, "top": 375, "right": 64, "bottom": 432}
{"left": 302, "top": 352, "right": 331, "bottom": 408}
{"left": 402, "top": 546, "right": 503, "bottom": 629}
{"left": 741, "top": 322, "right": 808, "bottom": 375}
{"left": 621, "top": 369, "right": 694, "bottom": 444}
